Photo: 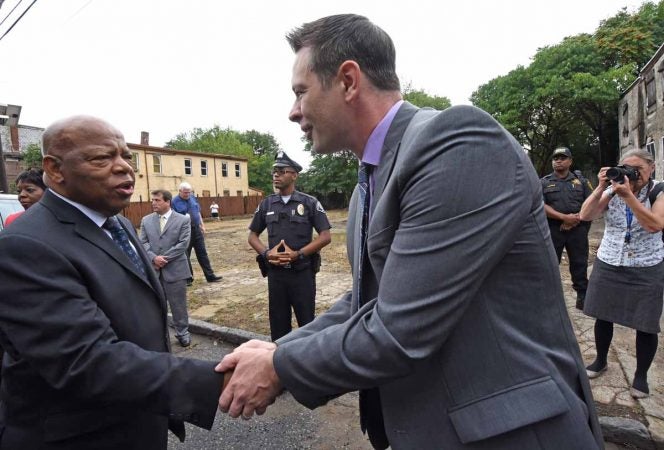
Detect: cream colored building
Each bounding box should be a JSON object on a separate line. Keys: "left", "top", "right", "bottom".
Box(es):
{"left": 127, "top": 143, "right": 251, "bottom": 202}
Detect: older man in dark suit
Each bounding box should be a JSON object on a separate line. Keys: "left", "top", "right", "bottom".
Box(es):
{"left": 217, "top": 14, "right": 603, "bottom": 450}
{"left": 0, "top": 116, "right": 224, "bottom": 449}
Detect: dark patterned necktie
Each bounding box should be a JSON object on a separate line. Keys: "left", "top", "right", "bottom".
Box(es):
{"left": 357, "top": 162, "right": 372, "bottom": 305}
{"left": 103, "top": 216, "right": 147, "bottom": 277}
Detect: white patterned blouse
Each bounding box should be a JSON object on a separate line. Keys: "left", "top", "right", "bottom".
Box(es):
{"left": 597, "top": 181, "right": 664, "bottom": 267}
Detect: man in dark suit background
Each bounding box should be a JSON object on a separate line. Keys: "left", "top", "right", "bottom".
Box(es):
{"left": 217, "top": 14, "right": 603, "bottom": 449}
{"left": 0, "top": 116, "right": 224, "bottom": 449}
{"left": 140, "top": 189, "right": 193, "bottom": 347}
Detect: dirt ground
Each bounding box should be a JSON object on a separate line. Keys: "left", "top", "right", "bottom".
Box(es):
{"left": 186, "top": 210, "right": 351, "bottom": 336}
{"left": 188, "top": 212, "right": 607, "bottom": 338}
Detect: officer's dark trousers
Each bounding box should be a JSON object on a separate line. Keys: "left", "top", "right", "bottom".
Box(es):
{"left": 267, "top": 267, "right": 315, "bottom": 341}
{"left": 186, "top": 224, "right": 215, "bottom": 280}
{"left": 549, "top": 222, "right": 590, "bottom": 294}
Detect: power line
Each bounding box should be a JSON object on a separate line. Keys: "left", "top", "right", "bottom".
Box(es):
{"left": 0, "top": 0, "right": 37, "bottom": 43}
{"left": 63, "top": 0, "right": 93, "bottom": 25}
{"left": 0, "top": 0, "right": 24, "bottom": 28}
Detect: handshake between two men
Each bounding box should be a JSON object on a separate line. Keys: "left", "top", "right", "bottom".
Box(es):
{"left": 216, "top": 340, "right": 282, "bottom": 420}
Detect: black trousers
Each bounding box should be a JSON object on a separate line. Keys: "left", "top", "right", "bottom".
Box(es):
{"left": 549, "top": 222, "right": 590, "bottom": 293}
{"left": 186, "top": 224, "right": 214, "bottom": 280}
{"left": 267, "top": 267, "right": 315, "bottom": 341}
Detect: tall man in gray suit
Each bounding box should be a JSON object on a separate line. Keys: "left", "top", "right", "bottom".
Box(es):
{"left": 217, "top": 14, "right": 603, "bottom": 450}
{"left": 140, "top": 189, "right": 193, "bottom": 347}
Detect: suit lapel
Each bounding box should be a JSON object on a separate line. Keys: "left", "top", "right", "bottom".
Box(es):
{"left": 41, "top": 192, "right": 159, "bottom": 293}
{"left": 370, "top": 102, "right": 419, "bottom": 217}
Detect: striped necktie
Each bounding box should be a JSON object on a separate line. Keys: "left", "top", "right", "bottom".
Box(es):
{"left": 357, "top": 162, "right": 372, "bottom": 305}
{"left": 160, "top": 215, "right": 167, "bottom": 233}
{"left": 103, "top": 216, "right": 147, "bottom": 277}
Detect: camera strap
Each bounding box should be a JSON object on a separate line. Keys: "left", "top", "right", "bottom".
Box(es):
{"left": 624, "top": 180, "right": 654, "bottom": 244}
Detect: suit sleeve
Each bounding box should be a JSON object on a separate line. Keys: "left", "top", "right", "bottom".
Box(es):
{"left": 0, "top": 233, "right": 223, "bottom": 429}
{"left": 139, "top": 217, "right": 157, "bottom": 261}
{"left": 274, "top": 105, "right": 536, "bottom": 408}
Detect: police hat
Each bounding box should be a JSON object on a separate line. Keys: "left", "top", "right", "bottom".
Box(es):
{"left": 273, "top": 151, "right": 303, "bottom": 172}
{"left": 552, "top": 147, "right": 572, "bottom": 158}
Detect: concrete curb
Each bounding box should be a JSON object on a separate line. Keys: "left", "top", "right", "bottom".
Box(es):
{"left": 187, "top": 317, "right": 270, "bottom": 345}
{"left": 600, "top": 416, "right": 656, "bottom": 449}
{"left": 185, "top": 317, "right": 660, "bottom": 449}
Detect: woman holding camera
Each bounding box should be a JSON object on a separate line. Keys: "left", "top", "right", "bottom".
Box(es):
{"left": 579, "top": 149, "right": 664, "bottom": 398}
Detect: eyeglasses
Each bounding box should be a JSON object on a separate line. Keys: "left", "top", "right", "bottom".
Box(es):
{"left": 272, "top": 169, "right": 296, "bottom": 176}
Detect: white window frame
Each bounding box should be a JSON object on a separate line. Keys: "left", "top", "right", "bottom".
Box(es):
{"left": 222, "top": 162, "right": 228, "bottom": 177}
{"left": 131, "top": 152, "right": 140, "bottom": 172}
{"left": 201, "top": 160, "right": 208, "bottom": 176}
{"left": 184, "top": 158, "right": 192, "bottom": 176}
{"left": 235, "top": 163, "right": 241, "bottom": 177}
{"left": 152, "top": 155, "right": 162, "bottom": 174}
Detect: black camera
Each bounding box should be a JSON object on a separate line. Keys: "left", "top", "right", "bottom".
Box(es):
{"left": 606, "top": 165, "right": 639, "bottom": 184}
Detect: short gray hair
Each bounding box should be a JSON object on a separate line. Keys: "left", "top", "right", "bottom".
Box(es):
{"left": 619, "top": 148, "right": 655, "bottom": 165}
{"left": 178, "top": 181, "right": 192, "bottom": 191}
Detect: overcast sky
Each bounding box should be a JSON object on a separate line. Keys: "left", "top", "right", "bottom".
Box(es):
{"left": 0, "top": 0, "right": 648, "bottom": 168}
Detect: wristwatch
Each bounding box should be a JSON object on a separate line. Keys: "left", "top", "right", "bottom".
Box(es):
{"left": 298, "top": 250, "right": 305, "bottom": 260}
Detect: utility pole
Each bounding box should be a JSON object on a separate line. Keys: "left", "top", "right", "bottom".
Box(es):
{"left": 0, "top": 104, "right": 22, "bottom": 193}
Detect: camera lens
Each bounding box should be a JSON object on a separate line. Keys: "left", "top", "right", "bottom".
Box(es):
{"left": 606, "top": 167, "right": 624, "bottom": 182}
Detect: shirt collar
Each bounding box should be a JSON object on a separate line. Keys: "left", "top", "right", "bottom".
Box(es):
{"left": 162, "top": 209, "right": 173, "bottom": 220}
{"left": 50, "top": 189, "right": 108, "bottom": 227}
{"left": 361, "top": 100, "right": 404, "bottom": 167}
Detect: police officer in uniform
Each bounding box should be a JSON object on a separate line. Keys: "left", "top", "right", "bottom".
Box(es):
{"left": 541, "top": 147, "right": 593, "bottom": 309}
{"left": 248, "top": 151, "right": 332, "bottom": 341}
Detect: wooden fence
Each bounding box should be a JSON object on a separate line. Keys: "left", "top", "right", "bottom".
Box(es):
{"left": 121, "top": 195, "right": 263, "bottom": 228}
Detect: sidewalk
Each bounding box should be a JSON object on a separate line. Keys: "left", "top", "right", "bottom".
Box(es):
{"left": 564, "top": 264, "right": 664, "bottom": 449}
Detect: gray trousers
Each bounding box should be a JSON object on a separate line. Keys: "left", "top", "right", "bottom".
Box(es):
{"left": 161, "top": 278, "right": 189, "bottom": 337}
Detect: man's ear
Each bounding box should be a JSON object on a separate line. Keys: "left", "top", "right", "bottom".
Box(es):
{"left": 338, "top": 60, "right": 361, "bottom": 101}
{"left": 42, "top": 155, "right": 64, "bottom": 185}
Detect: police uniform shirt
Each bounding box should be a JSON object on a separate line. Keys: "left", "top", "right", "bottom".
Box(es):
{"left": 541, "top": 172, "right": 592, "bottom": 218}
{"left": 249, "top": 191, "right": 331, "bottom": 252}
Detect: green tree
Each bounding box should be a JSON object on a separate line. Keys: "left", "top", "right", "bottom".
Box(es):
{"left": 298, "top": 149, "right": 358, "bottom": 206}
{"left": 22, "top": 143, "right": 43, "bottom": 169}
{"left": 595, "top": 2, "right": 664, "bottom": 70}
{"left": 470, "top": 0, "right": 664, "bottom": 176}
{"left": 403, "top": 84, "right": 451, "bottom": 110}
{"left": 166, "top": 126, "right": 279, "bottom": 194}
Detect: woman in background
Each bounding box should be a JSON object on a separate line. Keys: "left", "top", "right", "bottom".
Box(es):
{"left": 579, "top": 149, "right": 664, "bottom": 398}
{"left": 4, "top": 168, "right": 46, "bottom": 227}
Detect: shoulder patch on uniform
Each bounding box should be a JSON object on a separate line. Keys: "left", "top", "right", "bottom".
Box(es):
{"left": 254, "top": 206, "right": 260, "bottom": 214}
{"left": 571, "top": 179, "right": 581, "bottom": 186}
{"left": 316, "top": 201, "right": 326, "bottom": 213}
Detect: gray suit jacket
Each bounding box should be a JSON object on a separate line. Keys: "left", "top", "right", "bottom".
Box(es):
{"left": 274, "top": 103, "right": 603, "bottom": 449}
{"left": 140, "top": 211, "right": 192, "bottom": 282}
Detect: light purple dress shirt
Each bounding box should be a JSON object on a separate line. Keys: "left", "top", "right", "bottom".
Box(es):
{"left": 361, "top": 100, "right": 404, "bottom": 199}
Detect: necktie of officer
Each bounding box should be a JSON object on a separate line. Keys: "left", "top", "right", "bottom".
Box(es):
{"left": 357, "top": 162, "right": 372, "bottom": 305}
{"left": 160, "top": 215, "right": 167, "bottom": 233}
{"left": 103, "top": 216, "right": 147, "bottom": 277}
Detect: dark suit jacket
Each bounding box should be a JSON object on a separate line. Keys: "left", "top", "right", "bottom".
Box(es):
{"left": 0, "top": 191, "right": 222, "bottom": 450}
{"left": 274, "top": 103, "right": 603, "bottom": 449}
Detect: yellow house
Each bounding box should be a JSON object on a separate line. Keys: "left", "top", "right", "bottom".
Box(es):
{"left": 127, "top": 143, "right": 251, "bottom": 202}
